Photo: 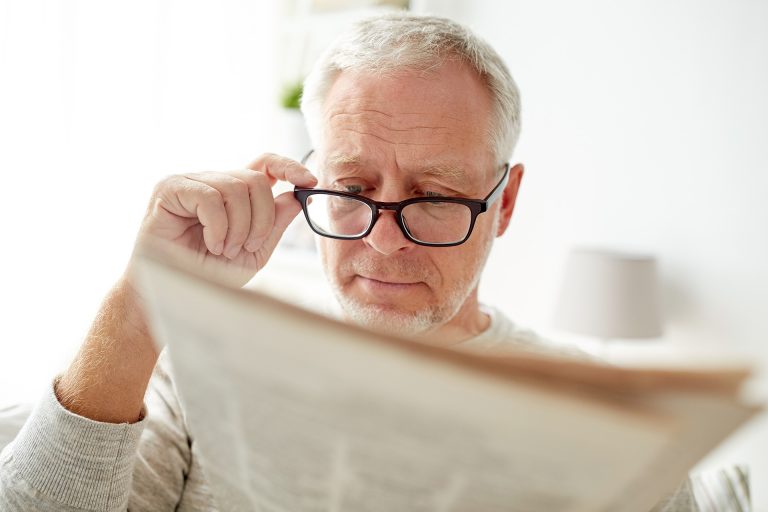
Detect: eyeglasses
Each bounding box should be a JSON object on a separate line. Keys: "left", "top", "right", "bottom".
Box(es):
{"left": 293, "top": 151, "right": 510, "bottom": 247}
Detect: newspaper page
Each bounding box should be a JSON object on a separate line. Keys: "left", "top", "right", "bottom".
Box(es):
{"left": 135, "top": 251, "right": 758, "bottom": 512}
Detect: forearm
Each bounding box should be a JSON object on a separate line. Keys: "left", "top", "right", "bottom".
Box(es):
{"left": 0, "top": 379, "right": 147, "bottom": 511}
{"left": 57, "top": 276, "right": 159, "bottom": 424}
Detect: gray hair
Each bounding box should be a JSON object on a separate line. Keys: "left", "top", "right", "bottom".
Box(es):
{"left": 300, "top": 12, "right": 522, "bottom": 164}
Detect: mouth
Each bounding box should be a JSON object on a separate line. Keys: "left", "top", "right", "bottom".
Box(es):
{"left": 355, "top": 275, "right": 424, "bottom": 293}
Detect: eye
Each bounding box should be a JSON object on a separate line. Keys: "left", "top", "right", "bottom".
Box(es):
{"left": 418, "top": 189, "right": 448, "bottom": 200}
{"left": 343, "top": 184, "right": 364, "bottom": 194}
{"left": 415, "top": 182, "right": 455, "bottom": 198}
{"left": 331, "top": 180, "right": 366, "bottom": 194}
{"left": 421, "top": 190, "right": 449, "bottom": 206}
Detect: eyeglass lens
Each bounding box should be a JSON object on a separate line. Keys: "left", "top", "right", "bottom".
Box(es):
{"left": 304, "top": 194, "right": 473, "bottom": 244}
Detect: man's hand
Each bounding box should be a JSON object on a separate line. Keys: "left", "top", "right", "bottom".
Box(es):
{"left": 131, "top": 153, "right": 318, "bottom": 287}
{"left": 57, "top": 154, "right": 316, "bottom": 423}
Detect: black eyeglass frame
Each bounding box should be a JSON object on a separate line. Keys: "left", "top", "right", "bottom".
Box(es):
{"left": 293, "top": 150, "right": 511, "bottom": 247}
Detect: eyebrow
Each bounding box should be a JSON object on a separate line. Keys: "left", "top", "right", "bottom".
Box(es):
{"left": 325, "top": 153, "right": 470, "bottom": 185}
{"left": 327, "top": 153, "right": 362, "bottom": 167}
{"left": 421, "top": 163, "right": 467, "bottom": 182}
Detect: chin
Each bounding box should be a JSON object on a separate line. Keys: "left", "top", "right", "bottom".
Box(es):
{"left": 336, "top": 297, "right": 439, "bottom": 337}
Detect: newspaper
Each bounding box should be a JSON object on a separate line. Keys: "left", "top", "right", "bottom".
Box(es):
{"left": 134, "top": 248, "right": 760, "bottom": 512}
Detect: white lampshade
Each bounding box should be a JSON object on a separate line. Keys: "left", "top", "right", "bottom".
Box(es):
{"left": 553, "top": 248, "right": 663, "bottom": 340}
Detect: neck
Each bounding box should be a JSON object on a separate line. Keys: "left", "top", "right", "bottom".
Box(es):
{"left": 416, "top": 288, "right": 490, "bottom": 347}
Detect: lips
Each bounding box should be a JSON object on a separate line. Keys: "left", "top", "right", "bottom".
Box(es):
{"left": 357, "top": 274, "right": 422, "bottom": 285}
{"left": 355, "top": 275, "right": 425, "bottom": 295}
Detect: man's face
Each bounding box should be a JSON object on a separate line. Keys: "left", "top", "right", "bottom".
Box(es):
{"left": 312, "top": 60, "right": 522, "bottom": 339}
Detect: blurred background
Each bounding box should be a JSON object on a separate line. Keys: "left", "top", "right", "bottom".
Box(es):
{"left": 1, "top": 0, "right": 766, "bottom": 505}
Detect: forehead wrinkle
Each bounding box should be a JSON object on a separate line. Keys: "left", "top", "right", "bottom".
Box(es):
{"left": 330, "top": 111, "right": 453, "bottom": 133}
{"left": 329, "top": 94, "right": 466, "bottom": 123}
{"left": 324, "top": 152, "right": 470, "bottom": 185}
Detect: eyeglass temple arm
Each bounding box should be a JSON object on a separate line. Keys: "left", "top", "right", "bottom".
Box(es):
{"left": 483, "top": 163, "right": 511, "bottom": 207}
{"left": 301, "top": 149, "right": 315, "bottom": 166}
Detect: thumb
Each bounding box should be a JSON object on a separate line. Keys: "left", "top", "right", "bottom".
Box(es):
{"left": 255, "top": 191, "right": 304, "bottom": 256}
{"left": 272, "top": 190, "right": 303, "bottom": 233}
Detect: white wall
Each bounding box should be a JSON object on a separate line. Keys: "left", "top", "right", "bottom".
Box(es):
{"left": 417, "top": 0, "right": 768, "bottom": 505}
{"left": 0, "top": 0, "right": 281, "bottom": 404}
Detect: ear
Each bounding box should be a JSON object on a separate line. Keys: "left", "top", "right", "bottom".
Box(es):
{"left": 496, "top": 163, "right": 524, "bottom": 237}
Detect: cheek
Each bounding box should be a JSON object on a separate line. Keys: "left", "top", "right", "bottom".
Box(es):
{"left": 428, "top": 245, "right": 476, "bottom": 288}
{"left": 318, "top": 238, "right": 336, "bottom": 268}
{"left": 473, "top": 207, "right": 500, "bottom": 238}
{"left": 433, "top": 215, "right": 496, "bottom": 284}
{"left": 318, "top": 238, "right": 356, "bottom": 281}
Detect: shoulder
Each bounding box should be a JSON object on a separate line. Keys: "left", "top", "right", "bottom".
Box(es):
{"left": 458, "top": 304, "right": 593, "bottom": 360}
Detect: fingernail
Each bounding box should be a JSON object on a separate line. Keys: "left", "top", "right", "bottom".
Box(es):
{"left": 214, "top": 243, "right": 224, "bottom": 255}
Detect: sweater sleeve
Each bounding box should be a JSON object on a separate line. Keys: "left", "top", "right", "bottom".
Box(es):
{"left": 0, "top": 380, "right": 147, "bottom": 511}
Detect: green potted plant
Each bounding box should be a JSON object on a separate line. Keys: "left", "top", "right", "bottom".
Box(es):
{"left": 280, "top": 81, "right": 303, "bottom": 110}
{"left": 274, "top": 79, "right": 311, "bottom": 161}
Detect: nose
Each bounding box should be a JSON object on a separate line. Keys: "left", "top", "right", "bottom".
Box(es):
{"left": 363, "top": 210, "right": 412, "bottom": 255}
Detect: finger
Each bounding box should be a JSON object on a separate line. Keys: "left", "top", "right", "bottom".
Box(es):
{"left": 227, "top": 169, "right": 275, "bottom": 252}
{"left": 247, "top": 153, "right": 317, "bottom": 188}
{"left": 273, "top": 190, "right": 303, "bottom": 233}
{"left": 184, "top": 173, "right": 252, "bottom": 259}
{"left": 254, "top": 190, "right": 304, "bottom": 259}
{"left": 240, "top": 192, "right": 301, "bottom": 266}
{"left": 175, "top": 180, "right": 228, "bottom": 255}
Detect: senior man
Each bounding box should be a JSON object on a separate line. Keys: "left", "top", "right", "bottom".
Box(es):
{"left": 0, "top": 13, "right": 695, "bottom": 512}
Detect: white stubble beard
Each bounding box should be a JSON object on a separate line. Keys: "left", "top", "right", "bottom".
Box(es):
{"left": 318, "top": 212, "right": 499, "bottom": 337}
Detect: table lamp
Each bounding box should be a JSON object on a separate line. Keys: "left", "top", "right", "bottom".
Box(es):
{"left": 553, "top": 248, "right": 663, "bottom": 344}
